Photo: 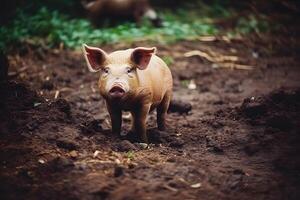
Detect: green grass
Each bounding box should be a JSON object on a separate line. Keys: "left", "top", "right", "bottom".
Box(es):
{"left": 0, "top": 7, "right": 218, "bottom": 52}
{"left": 126, "top": 151, "right": 135, "bottom": 160}
{"left": 162, "top": 56, "right": 175, "bottom": 66}
{"left": 0, "top": 5, "right": 269, "bottom": 52}
{"left": 235, "top": 14, "right": 269, "bottom": 34}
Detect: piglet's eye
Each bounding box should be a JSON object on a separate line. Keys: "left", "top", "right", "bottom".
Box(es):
{"left": 127, "top": 68, "right": 133, "bottom": 73}
{"left": 102, "top": 68, "right": 109, "bottom": 73}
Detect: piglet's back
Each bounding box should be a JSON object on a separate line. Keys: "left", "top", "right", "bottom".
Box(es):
{"left": 137, "top": 55, "right": 172, "bottom": 103}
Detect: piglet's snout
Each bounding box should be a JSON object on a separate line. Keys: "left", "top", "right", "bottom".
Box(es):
{"left": 109, "top": 84, "right": 125, "bottom": 98}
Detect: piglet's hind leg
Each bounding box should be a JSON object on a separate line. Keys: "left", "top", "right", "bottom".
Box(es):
{"left": 157, "top": 91, "right": 172, "bottom": 131}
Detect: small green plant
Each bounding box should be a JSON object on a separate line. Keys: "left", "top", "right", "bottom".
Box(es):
{"left": 126, "top": 151, "right": 135, "bottom": 160}
{"left": 162, "top": 56, "right": 174, "bottom": 66}
{"left": 180, "top": 80, "right": 190, "bottom": 87}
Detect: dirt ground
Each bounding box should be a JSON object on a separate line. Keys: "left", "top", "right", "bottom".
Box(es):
{"left": 1, "top": 28, "right": 300, "bottom": 200}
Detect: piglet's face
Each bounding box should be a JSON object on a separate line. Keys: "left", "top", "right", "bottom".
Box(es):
{"left": 82, "top": 44, "right": 156, "bottom": 100}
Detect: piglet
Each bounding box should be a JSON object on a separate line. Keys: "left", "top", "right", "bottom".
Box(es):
{"left": 81, "top": 0, "right": 162, "bottom": 26}
{"left": 82, "top": 44, "right": 173, "bottom": 143}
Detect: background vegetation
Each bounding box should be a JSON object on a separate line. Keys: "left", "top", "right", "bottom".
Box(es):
{"left": 0, "top": 0, "right": 269, "bottom": 52}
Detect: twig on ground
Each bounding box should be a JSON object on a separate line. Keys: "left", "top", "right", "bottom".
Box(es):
{"left": 54, "top": 90, "right": 60, "bottom": 99}
{"left": 8, "top": 66, "right": 28, "bottom": 77}
{"left": 184, "top": 50, "right": 254, "bottom": 70}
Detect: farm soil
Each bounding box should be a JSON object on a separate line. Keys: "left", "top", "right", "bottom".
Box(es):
{"left": 1, "top": 32, "right": 300, "bottom": 199}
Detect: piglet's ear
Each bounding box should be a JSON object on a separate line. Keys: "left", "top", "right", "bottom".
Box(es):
{"left": 82, "top": 44, "right": 107, "bottom": 72}
{"left": 131, "top": 47, "right": 156, "bottom": 70}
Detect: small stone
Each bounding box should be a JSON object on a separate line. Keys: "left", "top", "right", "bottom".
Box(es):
{"left": 69, "top": 150, "right": 78, "bottom": 158}
{"left": 169, "top": 139, "right": 184, "bottom": 148}
{"left": 56, "top": 139, "right": 78, "bottom": 150}
{"left": 135, "top": 143, "right": 148, "bottom": 149}
{"left": 75, "top": 163, "right": 88, "bottom": 171}
{"left": 168, "top": 100, "right": 192, "bottom": 114}
{"left": 116, "top": 140, "right": 137, "bottom": 152}
{"left": 114, "top": 166, "right": 124, "bottom": 177}
{"left": 18, "top": 169, "right": 34, "bottom": 179}
{"left": 211, "top": 121, "right": 224, "bottom": 129}
{"left": 128, "top": 163, "right": 137, "bottom": 169}
{"left": 34, "top": 102, "right": 42, "bottom": 107}
{"left": 81, "top": 119, "right": 103, "bottom": 135}
{"left": 53, "top": 99, "right": 71, "bottom": 116}
{"left": 190, "top": 183, "right": 202, "bottom": 188}
{"left": 38, "top": 159, "right": 45, "bottom": 164}
{"left": 93, "top": 150, "right": 100, "bottom": 158}
{"left": 166, "top": 157, "right": 176, "bottom": 163}
{"left": 188, "top": 79, "right": 197, "bottom": 90}
{"left": 240, "top": 98, "right": 266, "bottom": 118}
{"left": 212, "top": 63, "right": 219, "bottom": 68}
{"left": 41, "top": 80, "right": 54, "bottom": 90}
{"left": 252, "top": 51, "right": 259, "bottom": 59}
{"left": 208, "top": 146, "right": 224, "bottom": 154}
{"left": 233, "top": 169, "right": 245, "bottom": 175}
{"left": 50, "top": 157, "right": 74, "bottom": 171}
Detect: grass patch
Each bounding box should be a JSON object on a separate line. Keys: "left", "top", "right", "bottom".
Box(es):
{"left": 0, "top": 7, "right": 217, "bottom": 52}
{"left": 126, "top": 151, "right": 135, "bottom": 160}
{"left": 235, "top": 14, "right": 269, "bottom": 34}
{"left": 0, "top": 3, "right": 270, "bottom": 52}
{"left": 162, "top": 56, "right": 175, "bottom": 66}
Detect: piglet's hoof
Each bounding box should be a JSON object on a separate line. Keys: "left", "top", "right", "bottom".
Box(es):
{"left": 120, "top": 130, "right": 128, "bottom": 137}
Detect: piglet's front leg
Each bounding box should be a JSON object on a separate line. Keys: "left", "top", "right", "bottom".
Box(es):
{"left": 106, "top": 102, "right": 122, "bottom": 135}
{"left": 131, "top": 104, "right": 151, "bottom": 143}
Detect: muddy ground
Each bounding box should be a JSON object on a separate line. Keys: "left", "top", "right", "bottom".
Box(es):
{"left": 1, "top": 29, "right": 300, "bottom": 200}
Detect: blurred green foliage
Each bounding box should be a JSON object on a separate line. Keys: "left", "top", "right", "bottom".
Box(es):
{"left": 0, "top": 1, "right": 269, "bottom": 52}
{"left": 235, "top": 15, "right": 269, "bottom": 34}
{"left": 180, "top": 80, "right": 190, "bottom": 88}
{"left": 162, "top": 56, "right": 175, "bottom": 66}
{"left": 0, "top": 7, "right": 217, "bottom": 51}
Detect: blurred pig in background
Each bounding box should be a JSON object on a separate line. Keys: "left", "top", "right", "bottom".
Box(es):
{"left": 81, "top": 0, "right": 162, "bottom": 26}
